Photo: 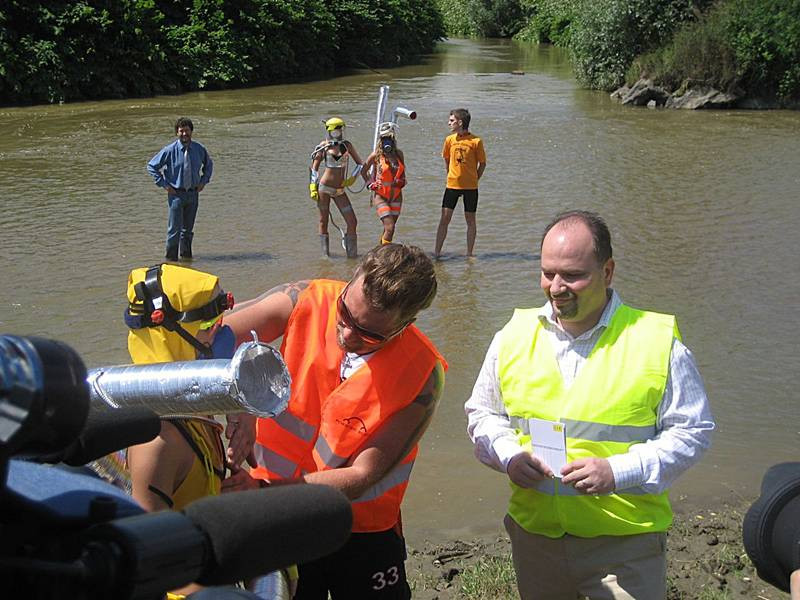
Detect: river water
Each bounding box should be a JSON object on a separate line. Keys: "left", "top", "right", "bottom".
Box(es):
{"left": 1, "top": 38, "right": 799, "bottom": 545}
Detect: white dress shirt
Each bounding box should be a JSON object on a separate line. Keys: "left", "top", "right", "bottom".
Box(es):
{"left": 465, "top": 290, "right": 715, "bottom": 494}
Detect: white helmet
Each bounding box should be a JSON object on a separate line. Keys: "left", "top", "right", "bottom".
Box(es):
{"left": 378, "top": 122, "right": 397, "bottom": 139}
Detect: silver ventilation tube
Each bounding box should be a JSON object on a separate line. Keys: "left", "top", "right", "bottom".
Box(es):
{"left": 86, "top": 339, "right": 291, "bottom": 418}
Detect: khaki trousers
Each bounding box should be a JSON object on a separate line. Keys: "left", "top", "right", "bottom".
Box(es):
{"left": 504, "top": 514, "right": 666, "bottom": 600}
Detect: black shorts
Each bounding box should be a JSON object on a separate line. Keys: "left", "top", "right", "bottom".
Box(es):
{"left": 442, "top": 188, "right": 478, "bottom": 213}
{"left": 294, "top": 527, "right": 411, "bottom": 600}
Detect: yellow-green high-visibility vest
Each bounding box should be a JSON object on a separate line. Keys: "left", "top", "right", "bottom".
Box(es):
{"left": 498, "top": 303, "right": 678, "bottom": 538}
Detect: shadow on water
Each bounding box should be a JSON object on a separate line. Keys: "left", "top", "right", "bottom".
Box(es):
{"left": 434, "top": 251, "right": 540, "bottom": 262}
{"left": 196, "top": 251, "right": 277, "bottom": 263}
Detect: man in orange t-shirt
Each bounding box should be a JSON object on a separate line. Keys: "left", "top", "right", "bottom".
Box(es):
{"left": 434, "top": 108, "right": 487, "bottom": 259}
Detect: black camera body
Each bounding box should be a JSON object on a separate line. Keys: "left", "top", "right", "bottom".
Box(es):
{"left": 0, "top": 335, "right": 352, "bottom": 599}
{"left": 0, "top": 335, "right": 208, "bottom": 599}
{"left": 743, "top": 462, "right": 800, "bottom": 593}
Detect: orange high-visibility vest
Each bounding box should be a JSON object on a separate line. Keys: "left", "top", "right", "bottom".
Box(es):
{"left": 251, "top": 279, "right": 445, "bottom": 532}
{"left": 375, "top": 155, "right": 405, "bottom": 200}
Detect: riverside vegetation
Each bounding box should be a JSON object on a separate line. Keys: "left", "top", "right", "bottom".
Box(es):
{"left": 437, "top": 0, "right": 800, "bottom": 108}
{"left": 0, "top": 0, "right": 443, "bottom": 106}
{"left": 4, "top": 1, "right": 797, "bottom": 108}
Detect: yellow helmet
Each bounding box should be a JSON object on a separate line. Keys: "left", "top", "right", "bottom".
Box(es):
{"left": 325, "top": 117, "right": 345, "bottom": 131}
{"left": 125, "top": 264, "right": 234, "bottom": 364}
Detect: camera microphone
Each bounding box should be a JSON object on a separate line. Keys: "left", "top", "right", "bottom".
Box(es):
{"left": 187, "top": 485, "right": 353, "bottom": 585}
{"left": 36, "top": 406, "right": 162, "bottom": 467}
{"left": 81, "top": 485, "right": 352, "bottom": 597}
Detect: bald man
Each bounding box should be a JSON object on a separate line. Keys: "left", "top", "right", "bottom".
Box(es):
{"left": 466, "top": 210, "right": 714, "bottom": 600}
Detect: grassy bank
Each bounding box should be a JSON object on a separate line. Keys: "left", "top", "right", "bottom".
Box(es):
{"left": 0, "top": 0, "right": 444, "bottom": 106}
{"left": 406, "top": 497, "right": 789, "bottom": 599}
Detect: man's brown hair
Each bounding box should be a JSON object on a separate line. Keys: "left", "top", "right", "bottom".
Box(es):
{"left": 541, "top": 210, "right": 613, "bottom": 265}
{"left": 354, "top": 244, "right": 437, "bottom": 325}
{"left": 450, "top": 108, "right": 471, "bottom": 131}
{"left": 174, "top": 117, "right": 194, "bottom": 133}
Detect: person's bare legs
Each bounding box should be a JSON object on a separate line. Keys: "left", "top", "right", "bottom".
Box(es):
{"left": 381, "top": 216, "right": 397, "bottom": 243}
{"left": 318, "top": 194, "right": 331, "bottom": 235}
{"left": 334, "top": 194, "right": 358, "bottom": 257}
{"left": 465, "top": 211, "right": 477, "bottom": 257}
{"left": 434, "top": 207, "right": 454, "bottom": 258}
{"left": 333, "top": 194, "right": 358, "bottom": 235}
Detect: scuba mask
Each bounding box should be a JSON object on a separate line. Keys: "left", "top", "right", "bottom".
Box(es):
{"left": 380, "top": 136, "right": 396, "bottom": 154}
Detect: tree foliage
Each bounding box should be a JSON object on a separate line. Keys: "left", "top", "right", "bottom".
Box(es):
{"left": 514, "top": 0, "right": 578, "bottom": 45}
{"left": 512, "top": 0, "right": 799, "bottom": 103}
{"left": 626, "top": 0, "right": 800, "bottom": 102}
{"left": 436, "top": 0, "right": 530, "bottom": 37}
{"left": 568, "top": 0, "right": 700, "bottom": 91}
{"left": 0, "top": 0, "right": 444, "bottom": 106}
{"left": 724, "top": 0, "right": 800, "bottom": 101}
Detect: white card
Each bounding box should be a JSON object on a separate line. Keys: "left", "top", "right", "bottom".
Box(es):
{"left": 529, "top": 418, "right": 567, "bottom": 478}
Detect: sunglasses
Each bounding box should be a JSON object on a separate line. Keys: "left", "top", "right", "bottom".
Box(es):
{"left": 336, "top": 283, "right": 411, "bottom": 345}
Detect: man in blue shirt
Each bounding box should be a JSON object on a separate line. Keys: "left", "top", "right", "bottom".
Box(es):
{"left": 147, "top": 117, "right": 214, "bottom": 260}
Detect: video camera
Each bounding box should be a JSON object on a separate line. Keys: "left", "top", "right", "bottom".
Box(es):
{"left": 0, "top": 335, "right": 352, "bottom": 600}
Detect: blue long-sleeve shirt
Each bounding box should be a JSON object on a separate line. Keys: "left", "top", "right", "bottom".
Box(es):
{"left": 147, "top": 139, "right": 213, "bottom": 190}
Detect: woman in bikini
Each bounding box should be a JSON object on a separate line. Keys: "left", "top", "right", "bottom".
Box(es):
{"left": 309, "top": 117, "right": 366, "bottom": 258}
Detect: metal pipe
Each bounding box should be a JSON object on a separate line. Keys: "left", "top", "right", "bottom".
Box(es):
{"left": 87, "top": 341, "right": 290, "bottom": 418}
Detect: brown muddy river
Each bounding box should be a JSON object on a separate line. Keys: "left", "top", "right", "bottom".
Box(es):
{"left": 1, "top": 38, "right": 799, "bottom": 545}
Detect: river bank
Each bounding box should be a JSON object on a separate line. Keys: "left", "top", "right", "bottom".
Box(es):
{"left": 406, "top": 496, "right": 789, "bottom": 599}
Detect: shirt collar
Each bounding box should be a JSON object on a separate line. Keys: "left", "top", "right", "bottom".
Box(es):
{"left": 537, "top": 289, "right": 622, "bottom": 340}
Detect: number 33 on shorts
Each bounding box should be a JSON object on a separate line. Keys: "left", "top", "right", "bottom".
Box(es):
{"left": 371, "top": 566, "right": 400, "bottom": 590}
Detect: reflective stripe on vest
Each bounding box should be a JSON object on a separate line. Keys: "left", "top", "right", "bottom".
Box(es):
{"left": 252, "top": 443, "right": 300, "bottom": 479}
{"left": 251, "top": 410, "right": 318, "bottom": 480}
{"left": 529, "top": 478, "right": 649, "bottom": 496}
{"left": 498, "top": 303, "right": 677, "bottom": 538}
{"left": 254, "top": 279, "right": 446, "bottom": 533}
{"left": 314, "top": 433, "right": 349, "bottom": 469}
{"left": 272, "top": 411, "right": 316, "bottom": 443}
{"left": 353, "top": 460, "right": 415, "bottom": 504}
{"left": 509, "top": 416, "right": 657, "bottom": 445}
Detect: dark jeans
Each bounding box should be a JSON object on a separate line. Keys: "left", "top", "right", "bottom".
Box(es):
{"left": 166, "top": 190, "right": 199, "bottom": 257}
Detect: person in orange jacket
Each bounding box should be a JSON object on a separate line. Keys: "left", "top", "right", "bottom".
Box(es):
{"left": 222, "top": 243, "right": 446, "bottom": 600}
{"left": 364, "top": 122, "right": 407, "bottom": 245}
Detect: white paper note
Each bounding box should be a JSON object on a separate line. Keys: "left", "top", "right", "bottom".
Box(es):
{"left": 529, "top": 418, "right": 567, "bottom": 478}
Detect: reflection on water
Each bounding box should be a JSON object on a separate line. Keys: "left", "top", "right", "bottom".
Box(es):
{"left": 1, "top": 38, "right": 799, "bottom": 544}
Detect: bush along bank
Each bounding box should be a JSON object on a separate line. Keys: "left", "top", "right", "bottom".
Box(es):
{"left": 615, "top": 0, "right": 800, "bottom": 109}
{"left": 0, "top": 0, "right": 444, "bottom": 107}
{"left": 451, "top": 0, "right": 800, "bottom": 109}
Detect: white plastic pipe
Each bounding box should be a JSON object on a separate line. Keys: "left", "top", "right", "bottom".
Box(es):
{"left": 373, "top": 85, "right": 390, "bottom": 152}
{"left": 391, "top": 106, "right": 417, "bottom": 122}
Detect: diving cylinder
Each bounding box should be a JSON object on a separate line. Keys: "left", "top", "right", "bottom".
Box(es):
{"left": 87, "top": 341, "right": 290, "bottom": 418}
